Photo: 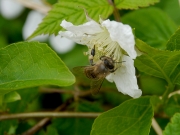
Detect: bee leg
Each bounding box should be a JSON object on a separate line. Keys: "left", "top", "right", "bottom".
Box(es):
{"left": 89, "top": 55, "right": 94, "bottom": 65}
{"left": 110, "top": 68, "right": 117, "bottom": 73}
{"left": 89, "top": 45, "right": 95, "bottom": 65}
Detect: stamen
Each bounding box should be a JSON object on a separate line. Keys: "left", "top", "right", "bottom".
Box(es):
{"left": 82, "top": 29, "right": 122, "bottom": 63}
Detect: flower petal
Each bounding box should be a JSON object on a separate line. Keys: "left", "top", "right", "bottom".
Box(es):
{"left": 101, "top": 20, "right": 137, "bottom": 59}
{"left": 59, "top": 20, "right": 103, "bottom": 46}
{"left": 106, "top": 55, "right": 142, "bottom": 98}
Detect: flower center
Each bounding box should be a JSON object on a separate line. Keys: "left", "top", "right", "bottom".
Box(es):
{"left": 84, "top": 29, "right": 122, "bottom": 63}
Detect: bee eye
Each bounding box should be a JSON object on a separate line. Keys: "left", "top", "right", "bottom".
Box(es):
{"left": 104, "top": 59, "right": 114, "bottom": 69}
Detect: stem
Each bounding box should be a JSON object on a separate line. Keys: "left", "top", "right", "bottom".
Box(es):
{"left": 22, "top": 98, "right": 73, "bottom": 135}
{"left": 162, "top": 83, "right": 175, "bottom": 103}
{"left": 152, "top": 117, "right": 162, "bottom": 135}
{"left": 107, "top": 0, "right": 121, "bottom": 22}
{"left": 15, "top": 0, "right": 51, "bottom": 14}
{"left": 0, "top": 112, "right": 101, "bottom": 121}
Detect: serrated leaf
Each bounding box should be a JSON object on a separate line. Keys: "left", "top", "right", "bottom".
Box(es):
{"left": 166, "top": 27, "right": 180, "bottom": 51}
{"left": 115, "top": 0, "right": 159, "bottom": 9}
{"left": 28, "top": 0, "right": 113, "bottom": 39}
{"left": 163, "top": 113, "right": 180, "bottom": 135}
{"left": 135, "top": 39, "right": 180, "bottom": 85}
{"left": 91, "top": 97, "right": 153, "bottom": 135}
{"left": 0, "top": 41, "right": 75, "bottom": 95}
{"left": 122, "top": 7, "right": 177, "bottom": 49}
{"left": 4, "top": 91, "right": 21, "bottom": 103}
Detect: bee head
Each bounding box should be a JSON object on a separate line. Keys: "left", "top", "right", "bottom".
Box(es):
{"left": 100, "top": 56, "right": 115, "bottom": 70}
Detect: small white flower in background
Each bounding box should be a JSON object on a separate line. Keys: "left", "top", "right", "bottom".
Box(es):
{"left": 49, "top": 35, "right": 75, "bottom": 54}
{"left": 23, "top": 10, "right": 48, "bottom": 41}
{"left": 0, "top": 0, "right": 24, "bottom": 19}
{"left": 59, "top": 17, "right": 142, "bottom": 98}
{"left": 0, "top": 0, "right": 73, "bottom": 54}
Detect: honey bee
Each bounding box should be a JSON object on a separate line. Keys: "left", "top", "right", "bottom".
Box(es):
{"left": 73, "top": 55, "right": 117, "bottom": 95}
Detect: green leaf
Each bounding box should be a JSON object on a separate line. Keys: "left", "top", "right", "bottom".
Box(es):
{"left": 46, "top": 126, "right": 59, "bottom": 135}
{"left": 91, "top": 97, "right": 153, "bottom": 135}
{"left": 163, "top": 113, "right": 180, "bottom": 135}
{"left": 139, "top": 74, "right": 167, "bottom": 95}
{"left": 155, "top": 0, "right": 180, "bottom": 25}
{"left": 4, "top": 91, "right": 21, "bottom": 103}
{"left": 7, "top": 87, "right": 39, "bottom": 113}
{"left": 115, "top": 0, "right": 159, "bottom": 9}
{"left": 0, "top": 41, "right": 75, "bottom": 95}
{"left": 164, "top": 94, "right": 180, "bottom": 117}
{"left": 122, "top": 7, "right": 177, "bottom": 49}
{"left": 0, "top": 120, "right": 18, "bottom": 135}
{"left": 28, "top": 0, "right": 113, "bottom": 39}
{"left": 166, "top": 27, "right": 180, "bottom": 51}
{"left": 135, "top": 39, "right": 180, "bottom": 84}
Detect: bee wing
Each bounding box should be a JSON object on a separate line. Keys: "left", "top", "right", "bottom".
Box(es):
{"left": 72, "top": 66, "right": 88, "bottom": 81}
{"left": 91, "top": 76, "right": 105, "bottom": 95}
{"left": 73, "top": 66, "right": 86, "bottom": 75}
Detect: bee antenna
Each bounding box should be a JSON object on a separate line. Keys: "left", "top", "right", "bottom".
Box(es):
{"left": 114, "top": 61, "right": 125, "bottom": 63}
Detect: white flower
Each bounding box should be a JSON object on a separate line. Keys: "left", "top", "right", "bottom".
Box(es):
{"left": 49, "top": 35, "right": 75, "bottom": 54}
{"left": 23, "top": 10, "right": 48, "bottom": 41}
{"left": 59, "top": 18, "right": 142, "bottom": 98}
{"left": 0, "top": 0, "right": 24, "bottom": 19}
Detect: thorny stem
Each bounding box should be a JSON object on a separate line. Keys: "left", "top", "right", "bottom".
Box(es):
{"left": 0, "top": 112, "right": 101, "bottom": 121}
{"left": 107, "top": 0, "right": 121, "bottom": 22}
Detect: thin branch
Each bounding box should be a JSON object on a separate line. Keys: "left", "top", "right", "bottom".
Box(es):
{"left": 0, "top": 112, "right": 101, "bottom": 121}
{"left": 107, "top": 0, "right": 121, "bottom": 22}
{"left": 168, "top": 89, "right": 180, "bottom": 98}
{"left": 152, "top": 117, "right": 163, "bottom": 135}
{"left": 22, "top": 98, "right": 73, "bottom": 135}
{"left": 15, "top": 0, "right": 51, "bottom": 14}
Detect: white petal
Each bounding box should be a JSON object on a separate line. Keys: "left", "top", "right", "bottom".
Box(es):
{"left": 60, "top": 20, "right": 103, "bottom": 35}
{"left": 0, "top": 0, "right": 24, "bottom": 19}
{"left": 49, "top": 35, "right": 75, "bottom": 54}
{"left": 102, "top": 20, "right": 137, "bottom": 59}
{"left": 22, "top": 11, "right": 48, "bottom": 41}
{"left": 59, "top": 20, "right": 103, "bottom": 46}
{"left": 106, "top": 55, "right": 142, "bottom": 98}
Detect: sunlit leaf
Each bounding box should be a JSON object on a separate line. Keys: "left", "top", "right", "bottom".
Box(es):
{"left": 7, "top": 87, "right": 39, "bottom": 113}
{"left": 135, "top": 39, "right": 180, "bottom": 85}
{"left": 163, "top": 113, "right": 180, "bottom": 135}
{"left": 166, "top": 27, "right": 180, "bottom": 51}
{"left": 0, "top": 41, "right": 75, "bottom": 95}
{"left": 115, "top": 0, "right": 159, "bottom": 9}
{"left": 4, "top": 91, "right": 21, "bottom": 103}
{"left": 122, "top": 8, "right": 177, "bottom": 49}
{"left": 91, "top": 97, "right": 153, "bottom": 135}
{"left": 28, "top": 0, "right": 113, "bottom": 39}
